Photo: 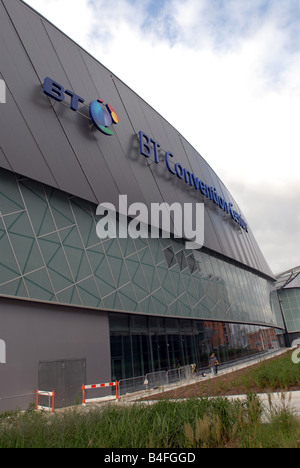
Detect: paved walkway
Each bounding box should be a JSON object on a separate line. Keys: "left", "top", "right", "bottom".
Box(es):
{"left": 116, "top": 348, "right": 284, "bottom": 400}
{"left": 115, "top": 349, "right": 300, "bottom": 418}
{"left": 73, "top": 349, "right": 300, "bottom": 419}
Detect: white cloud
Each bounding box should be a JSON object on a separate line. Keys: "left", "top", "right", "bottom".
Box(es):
{"left": 24, "top": 0, "right": 300, "bottom": 273}
{"left": 230, "top": 179, "right": 300, "bottom": 274}
{"left": 25, "top": 0, "right": 94, "bottom": 45}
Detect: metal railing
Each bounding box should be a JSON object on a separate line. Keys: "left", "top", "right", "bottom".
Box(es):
{"left": 118, "top": 376, "right": 146, "bottom": 397}
{"left": 118, "top": 365, "right": 194, "bottom": 397}
{"left": 167, "top": 365, "right": 193, "bottom": 383}
{"left": 145, "top": 370, "right": 168, "bottom": 389}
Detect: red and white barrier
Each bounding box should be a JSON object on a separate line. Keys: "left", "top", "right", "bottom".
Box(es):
{"left": 36, "top": 389, "right": 55, "bottom": 413}
{"left": 81, "top": 381, "right": 119, "bottom": 405}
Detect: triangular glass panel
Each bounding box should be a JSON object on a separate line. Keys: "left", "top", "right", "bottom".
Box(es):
{"left": 102, "top": 292, "right": 123, "bottom": 311}
{"left": 77, "top": 277, "right": 101, "bottom": 308}
{"left": 24, "top": 268, "right": 55, "bottom": 302}
{"left": 71, "top": 198, "right": 100, "bottom": 248}
{"left": 5, "top": 212, "right": 44, "bottom": 275}
{"left": 47, "top": 189, "right": 75, "bottom": 230}
{"left": 86, "top": 248, "right": 115, "bottom": 297}
{"left": 0, "top": 277, "right": 28, "bottom": 298}
{"left": 38, "top": 232, "right": 73, "bottom": 292}
{"left": 0, "top": 220, "right": 20, "bottom": 284}
{"left": 56, "top": 285, "right": 82, "bottom": 306}
{"left": 118, "top": 283, "right": 138, "bottom": 312}
{"left": 20, "top": 179, "right": 56, "bottom": 237}
{"left": 0, "top": 170, "right": 24, "bottom": 215}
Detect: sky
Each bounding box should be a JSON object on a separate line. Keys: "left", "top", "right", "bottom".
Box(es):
{"left": 24, "top": 0, "right": 300, "bottom": 275}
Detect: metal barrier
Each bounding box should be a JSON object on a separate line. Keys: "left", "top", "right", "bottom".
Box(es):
{"left": 119, "top": 375, "right": 146, "bottom": 397}
{"left": 81, "top": 381, "right": 119, "bottom": 405}
{"left": 36, "top": 389, "right": 55, "bottom": 413}
{"left": 145, "top": 370, "right": 168, "bottom": 389}
{"left": 118, "top": 365, "right": 195, "bottom": 397}
{"left": 167, "top": 365, "right": 193, "bottom": 384}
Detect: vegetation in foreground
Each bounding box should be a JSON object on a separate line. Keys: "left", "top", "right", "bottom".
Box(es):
{"left": 0, "top": 350, "right": 299, "bottom": 448}
{"left": 0, "top": 395, "right": 299, "bottom": 448}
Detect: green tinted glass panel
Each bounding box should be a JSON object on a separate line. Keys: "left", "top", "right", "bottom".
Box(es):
{"left": 24, "top": 268, "right": 55, "bottom": 302}
{"left": 77, "top": 277, "right": 101, "bottom": 308}
{"left": 71, "top": 198, "right": 100, "bottom": 248}
{"left": 0, "top": 219, "right": 20, "bottom": 284}
{"left": 38, "top": 232, "right": 73, "bottom": 292}
{"left": 0, "top": 171, "right": 24, "bottom": 215}
{"left": 103, "top": 292, "right": 123, "bottom": 310}
{"left": 48, "top": 189, "right": 75, "bottom": 230}
{"left": 118, "top": 237, "right": 136, "bottom": 258}
{"left": 56, "top": 286, "right": 82, "bottom": 306}
{"left": 0, "top": 277, "right": 28, "bottom": 298}
{"left": 20, "top": 179, "right": 55, "bottom": 237}
{"left": 5, "top": 211, "right": 44, "bottom": 274}
{"left": 118, "top": 283, "right": 138, "bottom": 311}
{"left": 86, "top": 247, "right": 116, "bottom": 297}
{"left": 59, "top": 226, "right": 91, "bottom": 282}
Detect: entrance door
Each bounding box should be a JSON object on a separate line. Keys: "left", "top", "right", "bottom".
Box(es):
{"left": 111, "top": 357, "right": 124, "bottom": 381}
{"left": 38, "top": 359, "right": 86, "bottom": 408}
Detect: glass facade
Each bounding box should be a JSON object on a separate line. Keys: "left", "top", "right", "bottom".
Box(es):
{"left": 0, "top": 167, "right": 283, "bottom": 329}
{"left": 109, "top": 312, "right": 280, "bottom": 381}
{"left": 278, "top": 289, "right": 300, "bottom": 333}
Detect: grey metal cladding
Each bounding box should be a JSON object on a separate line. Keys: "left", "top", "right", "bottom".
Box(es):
{"left": 0, "top": 0, "right": 274, "bottom": 279}
{"left": 0, "top": 0, "right": 99, "bottom": 201}
{"left": 0, "top": 2, "right": 57, "bottom": 187}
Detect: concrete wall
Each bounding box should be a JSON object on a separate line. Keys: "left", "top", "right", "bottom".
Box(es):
{"left": 0, "top": 297, "right": 111, "bottom": 407}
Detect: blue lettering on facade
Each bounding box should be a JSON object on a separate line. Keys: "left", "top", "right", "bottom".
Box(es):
{"left": 138, "top": 131, "right": 248, "bottom": 233}
{"left": 138, "top": 131, "right": 160, "bottom": 162}
{"left": 43, "top": 77, "right": 85, "bottom": 111}
{"left": 43, "top": 77, "right": 119, "bottom": 135}
{"left": 165, "top": 151, "right": 175, "bottom": 175}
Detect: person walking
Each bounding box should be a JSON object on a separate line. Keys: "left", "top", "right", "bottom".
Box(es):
{"left": 209, "top": 353, "right": 217, "bottom": 376}
{"left": 214, "top": 358, "right": 220, "bottom": 375}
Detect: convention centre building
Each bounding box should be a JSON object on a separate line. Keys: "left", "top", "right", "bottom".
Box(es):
{"left": 0, "top": 0, "right": 286, "bottom": 409}
{"left": 276, "top": 266, "right": 300, "bottom": 346}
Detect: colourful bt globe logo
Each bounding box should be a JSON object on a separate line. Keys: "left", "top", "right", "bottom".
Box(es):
{"left": 89, "top": 99, "right": 119, "bottom": 135}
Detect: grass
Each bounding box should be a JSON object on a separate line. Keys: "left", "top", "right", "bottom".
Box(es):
{"left": 233, "top": 350, "right": 300, "bottom": 391}
{"left": 0, "top": 350, "right": 299, "bottom": 448}
{"left": 146, "top": 350, "right": 300, "bottom": 400}
{"left": 0, "top": 396, "right": 299, "bottom": 448}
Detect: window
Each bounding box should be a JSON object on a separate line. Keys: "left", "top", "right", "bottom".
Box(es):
{"left": 163, "top": 246, "right": 177, "bottom": 268}
{"left": 176, "top": 250, "right": 188, "bottom": 271}
{"left": 186, "top": 254, "right": 197, "bottom": 274}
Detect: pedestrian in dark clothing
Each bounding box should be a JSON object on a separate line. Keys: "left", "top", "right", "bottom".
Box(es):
{"left": 209, "top": 353, "right": 217, "bottom": 376}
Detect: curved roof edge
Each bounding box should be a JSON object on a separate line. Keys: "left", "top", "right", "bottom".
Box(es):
{"left": 276, "top": 266, "right": 300, "bottom": 290}
{"left": 1, "top": 0, "right": 275, "bottom": 281}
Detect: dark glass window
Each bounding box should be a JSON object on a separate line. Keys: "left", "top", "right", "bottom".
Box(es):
{"left": 176, "top": 250, "right": 188, "bottom": 271}
{"left": 186, "top": 254, "right": 197, "bottom": 274}
{"left": 109, "top": 312, "right": 279, "bottom": 382}
{"left": 163, "top": 246, "right": 177, "bottom": 268}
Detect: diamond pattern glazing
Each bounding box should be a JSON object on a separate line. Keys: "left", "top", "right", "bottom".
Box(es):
{"left": 0, "top": 168, "right": 283, "bottom": 328}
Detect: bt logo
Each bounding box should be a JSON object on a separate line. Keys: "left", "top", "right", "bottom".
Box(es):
{"left": 89, "top": 99, "right": 119, "bottom": 136}
{"left": 43, "top": 77, "right": 119, "bottom": 136}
